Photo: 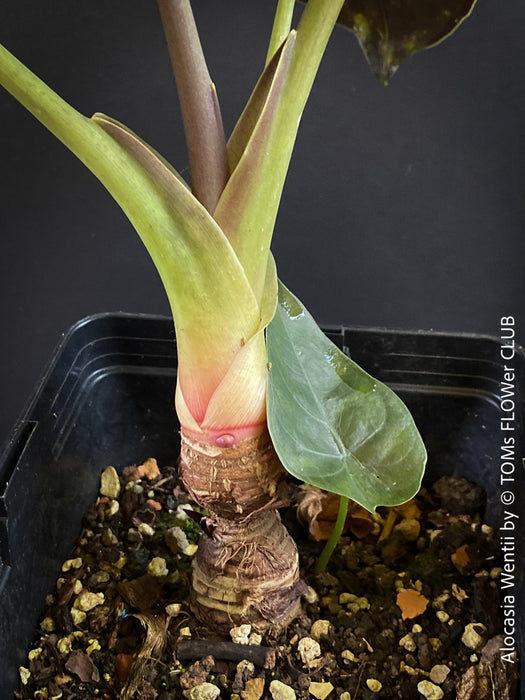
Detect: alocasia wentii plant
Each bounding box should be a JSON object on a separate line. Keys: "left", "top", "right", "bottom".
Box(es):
{"left": 0, "top": 0, "right": 475, "bottom": 631}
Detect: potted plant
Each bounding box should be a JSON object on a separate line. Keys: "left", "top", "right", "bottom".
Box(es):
{"left": 0, "top": 1, "right": 521, "bottom": 698}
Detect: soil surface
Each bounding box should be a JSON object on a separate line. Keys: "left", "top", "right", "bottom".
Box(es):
{"left": 15, "top": 459, "right": 518, "bottom": 699}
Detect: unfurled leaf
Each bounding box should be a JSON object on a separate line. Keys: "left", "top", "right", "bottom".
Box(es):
{"left": 337, "top": 0, "right": 478, "bottom": 84}
{"left": 266, "top": 282, "right": 426, "bottom": 512}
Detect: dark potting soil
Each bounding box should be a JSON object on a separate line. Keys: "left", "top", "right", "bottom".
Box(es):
{"left": 15, "top": 459, "right": 518, "bottom": 700}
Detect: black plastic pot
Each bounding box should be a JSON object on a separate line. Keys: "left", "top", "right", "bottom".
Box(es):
{"left": 0, "top": 313, "right": 523, "bottom": 697}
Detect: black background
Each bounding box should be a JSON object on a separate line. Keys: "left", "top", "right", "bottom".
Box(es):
{"left": 1, "top": 1, "right": 524, "bottom": 446}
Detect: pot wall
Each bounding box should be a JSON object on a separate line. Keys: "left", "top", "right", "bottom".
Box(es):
{"left": 0, "top": 314, "right": 523, "bottom": 696}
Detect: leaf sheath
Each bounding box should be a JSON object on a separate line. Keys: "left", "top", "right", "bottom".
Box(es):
{"left": 267, "top": 283, "right": 427, "bottom": 512}
{"left": 157, "top": 0, "right": 229, "bottom": 212}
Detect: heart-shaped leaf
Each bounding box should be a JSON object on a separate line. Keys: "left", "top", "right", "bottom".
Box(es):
{"left": 266, "top": 283, "right": 426, "bottom": 512}
{"left": 337, "top": 0, "right": 478, "bottom": 84}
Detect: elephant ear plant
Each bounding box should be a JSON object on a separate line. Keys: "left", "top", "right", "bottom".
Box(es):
{"left": 0, "top": 0, "right": 476, "bottom": 633}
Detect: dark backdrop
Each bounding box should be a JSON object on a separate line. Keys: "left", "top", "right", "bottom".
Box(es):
{"left": 1, "top": 1, "right": 524, "bottom": 446}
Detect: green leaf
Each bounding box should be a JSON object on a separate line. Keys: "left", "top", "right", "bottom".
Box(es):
{"left": 0, "top": 44, "right": 268, "bottom": 423}
{"left": 266, "top": 282, "right": 426, "bottom": 512}
{"left": 337, "top": 0, "right": 478, "bottom": 84}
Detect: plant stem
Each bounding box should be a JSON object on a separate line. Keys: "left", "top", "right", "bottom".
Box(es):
{"left": 266, "top": 0, "right": 295, "bottom": 66}
{"left": 0, "top": 44, "right": 168, "bottom": 233}
{"left": 315, "top": 495, "right": 349, "bottom": 574}
{"left": 215, "top": 0, "right": 345, "bottom": 304}
{"left": 180, "top": 429, "right": 306, "bottom": 631}
{"left": 157, "top": 0, "right": 229, "bottom": 213}
{"left": 286, "top": 0, "right": 344, "bottom": 111}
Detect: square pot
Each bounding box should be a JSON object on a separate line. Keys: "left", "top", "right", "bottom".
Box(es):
{"left": 0, "top": 313, "right": 523, "bottom": 697}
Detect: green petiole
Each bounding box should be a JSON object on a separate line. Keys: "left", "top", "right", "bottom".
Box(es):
{"left": 315, "top": 495, "right": 349, "bottom": 574}
{"left": 266, "top": 0, "right": 296, "bottom": 66}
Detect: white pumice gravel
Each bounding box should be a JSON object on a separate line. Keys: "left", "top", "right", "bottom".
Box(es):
{"left": 99, "top": 465, "right": 120, "bottom": 499}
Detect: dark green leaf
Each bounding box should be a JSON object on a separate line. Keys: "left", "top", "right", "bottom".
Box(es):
{"left": 336, "top": 0, "right": 478, "bottom": 84}
{"left": 266, "top": 282, "right": 426, "bottom": 512}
